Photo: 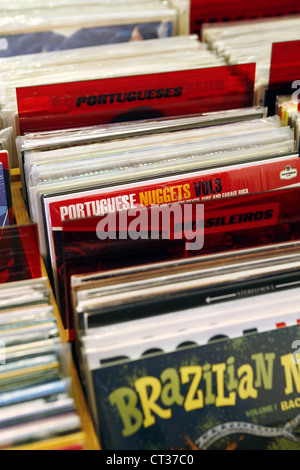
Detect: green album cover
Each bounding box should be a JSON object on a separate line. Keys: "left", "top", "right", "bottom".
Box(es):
{"left": 91, "top": 324, "right": 300, "bottom": 450}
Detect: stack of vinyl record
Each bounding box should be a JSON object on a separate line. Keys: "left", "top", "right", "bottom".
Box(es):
{"left": 0, "top": 0, "right": 187, "bottom": 57}
{"left": 0, "top": 278, "right": 85, "bottom": 450}
{"left": 189, "top": 0, "right": 300, "bottom": 34}
{"left": 71, "top": 240, "right": 300, "bottom": 450}
{"left": 276, "top": 95, "right": 300, "bottom": 154}
{"left": 202, "top": 15, "right": 300, "bottom": 106}
{"left": 0, "top": 32, "right": 225, "bottom": 168}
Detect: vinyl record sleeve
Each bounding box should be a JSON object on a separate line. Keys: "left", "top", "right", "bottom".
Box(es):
{"left": 43, "top": 157, "right": 300, "bottom": 331}
{"left": 0, "top": 306, "right": 55, "bottom": 331}
{"left": 0, "top": 0, "right": 177, "bottom": 56}
{"left": 190, "top": 0, "right": 300, "bottom": 35}
{"left": 0, "top": 411, "right": 81, "bottom": 449}
{"left": 26, "top": 117, "right": 291, "bottom": 229}
{"left": 75, "top": 245, "right": 300, "bottom": 333}
{"left": 0, "top": 277, "right": 49, "bottom": 311}
{"left": 62, "top": 184, "right": 300, "bottom": 335}
{"left": 201, "top": 16, "right": 300, "bottom": 108}
{"left": 23, "top": 114, "right": 277, "bottom": 181}
{"left": 73, "top": 240, "right": 300, "bottom": 331}
{"left": 24, "top": 117, "right": 287, "bottom": 190}
{"left": 89, "top": 324, "right": 300, "bottom": 450}
{"left": 81, "top": 289, "right": 300, "bottom": 434}
{"left": 82, "top": 288, "right": 300, "bottom": 369}
{"left": 20, "top": 107, "right": 267, "bottom": 197}
{"left": 0, "top": 360, "right": 61, "bottom": 393}
{"left": 0, "top": 378, "right": 70, "bottom": 408}
{"left": 16, "top": 64, "right": 255, "bottom": 134}
{"left": 0, "top": 20, "right": 175, "bottom": 58}
{"left": 0, "top": 322, "right": 59, "bottom": 344}
{"left": 0, "top": 224, "right": 41, "bottom": 284}
{"left": 71, "top": 239, "right": 300, "bottom": 292}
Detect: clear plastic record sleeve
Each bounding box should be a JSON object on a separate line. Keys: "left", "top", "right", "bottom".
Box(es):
{"left": 0, "top": 2, "right": 178, "bottom": 57}
{"left": 201, "top": 17, "right": 300, "bottom": 107}
{"left": 71, "top": 238, "right": 300, "bottom": 290}
{"left": 2, "top": 34, "right": 200, "bottom": 77}
{"left": 32, "top": 121, "right": 292, "bottom": 214}
{"left": 27, "top": 121, "right": 294, "bottom": 230}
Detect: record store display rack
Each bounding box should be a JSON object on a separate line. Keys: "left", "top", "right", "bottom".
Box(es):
{"left": 2, "top": 0, "right": 300, "bottom": 451}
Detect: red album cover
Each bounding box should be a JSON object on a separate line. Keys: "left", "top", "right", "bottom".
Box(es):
{"left": 0, "top": 224, "right": 41, "bottom": 283}
{"left": 16, "top": 64, "right": 255, "bottom": 134}
{"left": 59, "top": 185, "right": 300, "bottom": 338}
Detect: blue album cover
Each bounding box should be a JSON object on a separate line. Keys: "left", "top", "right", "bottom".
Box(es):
{"left": 0, "top": 164, "right": 8, "bottom": 228}
{"left": 0, "top": 21, "right": 173, "bottom": 57}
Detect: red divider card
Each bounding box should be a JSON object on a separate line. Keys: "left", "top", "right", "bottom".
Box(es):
{"left": 16, "top": 65, "right": 255, "bottom": 135}
{"left": 0, "top": 224, "right": 41, "bottom": 283}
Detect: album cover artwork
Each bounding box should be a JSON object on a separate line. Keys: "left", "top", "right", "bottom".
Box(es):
{"left": 0, "top": 164, "right": 9, "bottom": 228}
{"left": 91, "top": 324, "right": 300, "bottom": 450}
{"left": 0, "top": 224, "right": 41, "bottom": 284}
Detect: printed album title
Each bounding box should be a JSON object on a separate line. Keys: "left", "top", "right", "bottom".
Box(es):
{"left": 107, "top": 352, "right": 300, "bottom": 437}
